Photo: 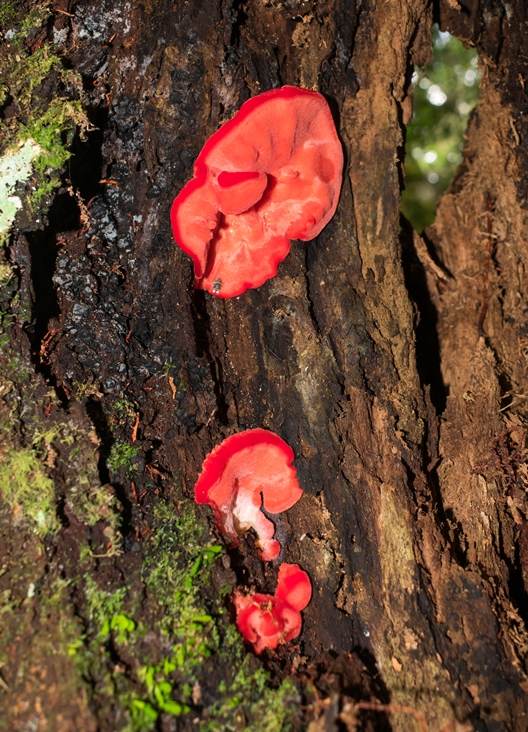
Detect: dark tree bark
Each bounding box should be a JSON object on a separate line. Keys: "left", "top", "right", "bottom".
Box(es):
{"left": 2, "top": 0, "right": 528, "bottom": 730}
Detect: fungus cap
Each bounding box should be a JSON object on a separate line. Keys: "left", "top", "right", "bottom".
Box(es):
{"left": 171, "top": 85, "right": 343, "bottom": 297}
{"left": 194, "top": 429, "right": 302, "bottom": 561}
{"left": 233, "top": 563, "right": 312, "bottom": 654}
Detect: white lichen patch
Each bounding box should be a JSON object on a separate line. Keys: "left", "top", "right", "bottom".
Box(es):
{"left": 0, "top": 139, "right": 41, "bottom": 238}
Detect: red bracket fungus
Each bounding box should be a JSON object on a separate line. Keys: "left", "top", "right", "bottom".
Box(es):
{"left": 233, "top": 563, "right": 312, "bottom": 654}
{"left": 171, "top": 85, "right": 343, "bottom": 298}
{"left": 194, "top": 428, "right": 302, "bottom": 561}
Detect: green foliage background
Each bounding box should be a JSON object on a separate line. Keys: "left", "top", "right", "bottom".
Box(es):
{"left": 402, "top": 26, "right": 481, "bottom": 232}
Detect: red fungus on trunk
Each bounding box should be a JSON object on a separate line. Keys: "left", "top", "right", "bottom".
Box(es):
{"left": 233, "top": 563, "right": 312, "bottom": 654}
{"left": 171, "top": 85, "right": 343, "bottom": 298}
{"left": 194, "top": 429, "right": 302, "bottom": 561}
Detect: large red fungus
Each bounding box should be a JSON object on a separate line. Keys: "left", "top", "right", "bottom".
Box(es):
{"left": 194, "top": 429, "right": 302, "bottom": 561}
{"left": 171, "top": 86, "right": 343, "bottom": 298}
{"left": 233, "top": 563, "right": 312, "bottom": 654}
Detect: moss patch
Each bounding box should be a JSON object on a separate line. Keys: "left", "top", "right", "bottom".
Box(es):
{"left": 0, "top": 446, "right": 59, "bottom": 535}
{"left": 0, "top": 0, "right": 90, "bottom": 243}
{"left": 66, "top": 498, "right": 297, "bottom": 732}
{"left": 108, "top": 440, "right": 141, "bottom": 474}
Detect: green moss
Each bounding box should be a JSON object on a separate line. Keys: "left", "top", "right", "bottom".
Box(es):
{"left": 0, "top": 410, "right": 122, "bottom": 547}
{"left": 0, "top": 1, "right": 17, "bottom": 26}
{"left": 72, "top": 380, "right": 103, "bottom": 401}
{"left": 0, "top": 1, "right": 90, "bottom": 241}
{"left": 70, "top": 475, "right": 122, "bottom": 556}
{"left": 108, "top": 441, "right": 141, "bottom": 474}
{"left": 0, "top": 447, "right": 59, "bottom": 535}
{"left": 71, "top": 475, "right": 119, "bottom": 525}
{"left": 0, "top": 361, "right": 120, "bottom": 547}
{"left": 142, "top": 500, "right": 223, "bottom": 619}
{"left": 23, "top": 99, "right": 87, "bottom": 170}
{"left": 83, "top": 575, "right": 128, "bottom": 632}
{"left": 1, "top": 48, "right": 61, "bottom": 109}
{"left": 18, "top": 1, "right": 52, "bottom": 36}
{"left": 139, "top": 501, "right": 295, "bottom": 732}
{"left": 16, "top": 97, "right": 89, "bottom": 206}
{"left": 63, "top": 499, "right": 296, "bottom": 731}
{"left": 0, "top": 439, "right": 298, "bottom": 732}
{"left": 202, "top": 664, "right": 296, "bottom": 732}
{"left": 112, "top": 397, "right": 138, "bottom": 422}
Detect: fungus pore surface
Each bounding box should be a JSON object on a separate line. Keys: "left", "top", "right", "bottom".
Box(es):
{"left": 171, "top": 85, "right": 343, "bottom": 297}
{"left": 194, "top": 429, "right": 303, "bottom": 561}
{"left": 233, "top": 563, "right": 312, "bottom": 654}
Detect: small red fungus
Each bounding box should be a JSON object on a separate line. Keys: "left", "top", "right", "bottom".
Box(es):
{"left": 171, "top": 86, "right": 343, "bottom": 298}
{"left": 194, "top": 428, "right": 302, "bottom": 561}
{"left": 233, "top": 563, "right": 312, "bottom": 654}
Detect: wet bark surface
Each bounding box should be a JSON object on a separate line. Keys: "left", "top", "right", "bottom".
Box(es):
{"left": 2, "top": 0, "right": 528, "bottom": 730}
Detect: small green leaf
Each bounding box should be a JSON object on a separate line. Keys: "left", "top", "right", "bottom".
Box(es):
{"left": 144, "top": 665, "right": 155, "bottom": 689}
{"left": 188, "top": 556, "right": 202, "bottom": 578}
{"left": 192, "top": 614, "right": 212, "bottom": 623}
{"left": 163, "top": 658, "right": 176, "bottom": 675}
{"left": 112, "top": 613, "right": 135, "bottom": 631}
{"left": 174, "top": 646, "right": 185, "bottom": 667}
{"left": 66, "top": 638, "right": 84, "bottom": 656}
{"left": 143, "top": 702, "right": 159, "bottom": 721}
{"left": 154, "top": 685, "right": 164, "bottom": 706}
{"left": 161, "top": 700, "right": 186, "bottom": 716}
{"left": 158, "top": 681, "right": 172, "bottom": 696}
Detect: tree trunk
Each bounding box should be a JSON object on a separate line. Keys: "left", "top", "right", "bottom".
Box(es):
{"left": 2, "top": 0, "right": 528, "bottom": 730}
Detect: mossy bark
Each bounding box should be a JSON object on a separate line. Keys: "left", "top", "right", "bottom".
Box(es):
{"left": 2, "top": 0, "right": 528, "bottom": 730}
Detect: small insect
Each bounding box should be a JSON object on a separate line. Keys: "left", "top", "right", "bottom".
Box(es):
{"left": 212, "top": 278, "right": 222, "bottom": 293}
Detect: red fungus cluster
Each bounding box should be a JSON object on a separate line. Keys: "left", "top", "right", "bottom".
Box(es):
{"left": 194, "top": 428, "right": 312, "bottom": 653}
{"left": 194, "top": 429, "right": 302, "bottom": 561}
{"left": 171, "top": 85, "right": 343, "bottom": 298}
{"left": 233, "top": 563, "right": 312, "bottom": 654}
